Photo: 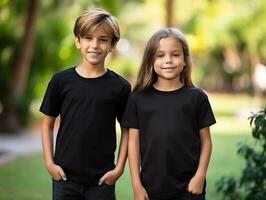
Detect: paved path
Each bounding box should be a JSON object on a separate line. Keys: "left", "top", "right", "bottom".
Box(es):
{"left": 0, "top": 132, "right": 42, "bottom": 165}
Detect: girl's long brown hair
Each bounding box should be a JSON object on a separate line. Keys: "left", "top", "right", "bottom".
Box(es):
{"left": 134, "top": 28, "right": 194, "bottom": 91}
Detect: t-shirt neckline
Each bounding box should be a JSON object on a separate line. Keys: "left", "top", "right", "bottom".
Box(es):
{"left": 73, "top": 66, "right": 109, "bottom": 81}
{"left": 151, "top": 84, "right": 186, "bottom": 95}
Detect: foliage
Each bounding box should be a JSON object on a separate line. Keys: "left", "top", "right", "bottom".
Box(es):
{"left": 179, "top": 0, "right": 266, "bottom": 92}
{"left": 216, "top": 107, "right": 266, "bottom": 200}
{"left": 0, "top": 0, "right": 120, "bottom": 130}
{"left": 1, "top": 0, "right": 266, "bottom": 131}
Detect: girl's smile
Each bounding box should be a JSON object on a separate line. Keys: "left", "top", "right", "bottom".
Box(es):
{"left": 153, "top": 37, "right": 185, "bottom": 81}
{"left": 161, "top": 66, "right": 177, "bottom": 71}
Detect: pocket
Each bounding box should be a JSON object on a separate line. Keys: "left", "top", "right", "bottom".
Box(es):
{"left": 102, "top": 182, "right": 115, "bottom": 187}
{"left": 52, "top": 177, "right": 63, "bottom": 182}
{"left": 184, "top": 191, "right": 205, "bottom": 200}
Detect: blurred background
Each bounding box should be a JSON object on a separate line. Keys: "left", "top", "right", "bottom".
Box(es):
{"left": 0, "top": 0, "right": 266, "bottom": 199}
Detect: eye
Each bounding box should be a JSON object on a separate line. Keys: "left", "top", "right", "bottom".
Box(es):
{"left": 85, "top": 37, "right": 92, "bottom": 41}
{"left": 173, "top": 54, "right": 180, "bottom": 57}
{"left": 100, "top": 38, "right": 108, "bottom": 42}
{"left": 156, "top": 54, "right": 164, "bottom": 58}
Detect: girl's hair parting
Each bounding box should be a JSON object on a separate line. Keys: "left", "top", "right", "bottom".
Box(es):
{"left": 73, "top": 8, "right": 120, "bottom": 46}
{"left": 134, "top": 28, "right": 193, "bottom": 91}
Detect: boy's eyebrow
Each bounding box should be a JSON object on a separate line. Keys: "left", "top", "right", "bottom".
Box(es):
{"left": 84, "top": 35, "right": 110, "bottom": 38}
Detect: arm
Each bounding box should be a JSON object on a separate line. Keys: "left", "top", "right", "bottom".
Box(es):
{"left": 41, "top": 115, "right": 66, "bottom": 180}
{"left": 98, "top": 126, "right": 129, "bottom": 185}
{"left": 115, "top": 127, "right": 129, "bottom": 173}
{"left": 128, "top": 128, "right": 149, "bottom": 200}
{"left": 187, "top": 127, "right": 212, "bottom": 195}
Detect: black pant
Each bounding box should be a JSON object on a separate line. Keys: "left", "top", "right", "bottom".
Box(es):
{"left": 150, "top": 192, "right": 205, "bottom": 200}
{"left": 52, "top": 179, "right": 116, "bottom": 200}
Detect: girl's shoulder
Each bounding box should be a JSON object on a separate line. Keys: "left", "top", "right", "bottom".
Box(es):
{"left": 184, "top": 85, "right": 210, "bottom": 101}
{"left": 129, "top": 88, "right": 153, "bottom": 101}
{"left": 185, "top": 85, "right": 206, "bottom": 94}
{"left": 129, "top": 90, "right": 142, "bottom": 100}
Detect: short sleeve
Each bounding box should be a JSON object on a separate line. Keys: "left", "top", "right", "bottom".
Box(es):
{"left": 197, "top": 92, "right": 216, "bottom": 129}
{"left": 39, "top": 75, "right": 60, "bottom": 117}
{"left": 121, "top": 95, "right": 139, "bottom": 129}
{"left": 116, "top": 85, "right": 131, "bottom": 123}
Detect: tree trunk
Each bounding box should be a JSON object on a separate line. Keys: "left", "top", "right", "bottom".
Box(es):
{"left": 0, "top": 0, "right": 39, "bottom": 133}
{"left": 250, "top": 54, "right": 263, "bottom": 107}
{"left": 166, "top": 0, "right": 175, "bottom": 27}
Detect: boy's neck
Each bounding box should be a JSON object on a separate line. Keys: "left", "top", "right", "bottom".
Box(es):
{"left": 76, "top": 63, "right": 107, "bottom": 78}
{"left": 153, "top": 78, "right": 183, "bottom": 91}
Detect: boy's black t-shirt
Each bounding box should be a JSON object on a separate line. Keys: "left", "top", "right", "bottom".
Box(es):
{"left": 121, "top": 85, "right": 216, "bottom": 199}
{"left": 40, "top": 67, "right": 131, "bottom": 186}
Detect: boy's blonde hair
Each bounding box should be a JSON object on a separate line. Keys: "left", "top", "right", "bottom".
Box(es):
{"left": 73, "top": 8, "right": 120, "bottom": 46}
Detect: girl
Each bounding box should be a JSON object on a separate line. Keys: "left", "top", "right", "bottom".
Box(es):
{"left": 122, "top": 28, "right": 216, "bottom": 200}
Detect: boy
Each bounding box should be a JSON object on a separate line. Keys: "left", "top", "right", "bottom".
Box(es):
{"left": 40, "top": 8, "right": 131, "bottom": 200}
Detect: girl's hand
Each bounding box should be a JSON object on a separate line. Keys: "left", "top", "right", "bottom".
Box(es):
{"left": 133, "top": 184, "right": 149, "bottom": 200}
{"left": 187, "top": 174, "right": 205, "bottom": 195}
{"left": 46, "top": 163, "right": 67, "bottom": 181}
{"left": 98, "top": 168, "right": 122, "bottom": 185}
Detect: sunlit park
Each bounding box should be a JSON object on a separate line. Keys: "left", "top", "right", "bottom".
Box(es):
{"left": 1, "top": 0, "right": 266, "bottom": 199}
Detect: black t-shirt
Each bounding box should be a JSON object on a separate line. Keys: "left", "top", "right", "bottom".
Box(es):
{"left": 40, "top": 67, "right": 131, "bottom": 186}
{"left": 121, "top": 85, "right": 216, "bottom": 199}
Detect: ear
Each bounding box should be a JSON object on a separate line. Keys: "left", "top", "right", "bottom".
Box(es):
{"left": 110, "top": 44, "right": 116, "bottom": 52}
{"left": 107, "top": 46, "right": 114, "bottom": 54}
{"left": 75, "top": 37, "right": 81, "bottom": 49}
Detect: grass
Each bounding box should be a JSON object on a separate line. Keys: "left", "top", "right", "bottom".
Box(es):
{"left": 0, "top": 93, "right": 264, "bottom": 199}
{"left": 0, "top": 134, "right": 251, "bottom": 200}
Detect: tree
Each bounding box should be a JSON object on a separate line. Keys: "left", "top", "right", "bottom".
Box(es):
{"left": 0, "top": 0, "right": 39, "bottom": 132}
{"left": 166, "top": 0, "right": 175, "bottom": 27}
{"left": 0, "top": 0, "right": 120, "bottom": 132}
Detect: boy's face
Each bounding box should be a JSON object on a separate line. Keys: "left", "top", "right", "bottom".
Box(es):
{"left": 75, "top": 25, "right": 113, "bottom": 67}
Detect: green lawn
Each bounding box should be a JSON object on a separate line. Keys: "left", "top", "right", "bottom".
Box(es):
{"left": 0, "top": 93, "right": 263, "bottom": 199}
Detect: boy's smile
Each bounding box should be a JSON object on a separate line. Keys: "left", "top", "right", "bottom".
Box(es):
{"left": 75, "top": 25, "right": 113, "bottom": 68}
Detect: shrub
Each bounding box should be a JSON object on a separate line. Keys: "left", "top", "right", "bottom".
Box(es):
{"left": 216, "top": 107, "right": 266, "bottom": 200}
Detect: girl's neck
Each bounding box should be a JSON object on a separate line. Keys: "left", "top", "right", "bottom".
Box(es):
{"left": 153, "top": 78, "right": 183, "bottom": 92}
{"left": 76, "top": 63, "right": 107, "bottom": 78}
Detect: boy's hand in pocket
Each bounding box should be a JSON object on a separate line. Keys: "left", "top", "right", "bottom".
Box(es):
{"left": 98, "top": 168, "right": 122, "bottom": 185}
{"left": 46, "top": 163, "right": 67, "bottom": 181}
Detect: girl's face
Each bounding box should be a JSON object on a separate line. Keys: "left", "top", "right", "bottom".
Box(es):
{"left": 153, "top": 37, "right": 185, "bottom": 82}
{"left": 75, "top": 25, "right": 113, "bottom": 67}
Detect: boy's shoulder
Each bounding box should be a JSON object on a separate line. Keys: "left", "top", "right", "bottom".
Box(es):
{"left": 52, "top": 67, "right": 75, "bottom": 81}
{"left": 107, "top": 69, "right": 131, "bottom": 88}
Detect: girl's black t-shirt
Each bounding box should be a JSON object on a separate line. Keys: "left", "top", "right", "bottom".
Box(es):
{"left": 40, "top": 67, "right": 131, "bottom": 186}
{"left": 121, "top": 85, "right": 216, "bottom": 199}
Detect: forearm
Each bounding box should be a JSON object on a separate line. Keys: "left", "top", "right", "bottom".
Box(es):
{"left": 128, "top": 128, "right": 142, "bottom": 187}
{"left": 196, "top": 127, "right": 212, "bottom": 177}
{"left": 115, "top": 127, "right": 129, "bottom": 173}
{"left": 41, "top": 116, "right": 56, "bottom": 167}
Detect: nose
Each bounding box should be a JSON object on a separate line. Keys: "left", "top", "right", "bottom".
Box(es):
{"left": 165, "top": 55, "right": 172, "bottom": 64}
{"left": 91, "top": 38, "right": 99, "bottom": 49}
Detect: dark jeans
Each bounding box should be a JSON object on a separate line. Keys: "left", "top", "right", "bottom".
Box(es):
{"left": 52, "top": 179, "right": 116, "bottom": 200}
{"left": 150, "top": 192, "right": 205, "bottom": 200}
